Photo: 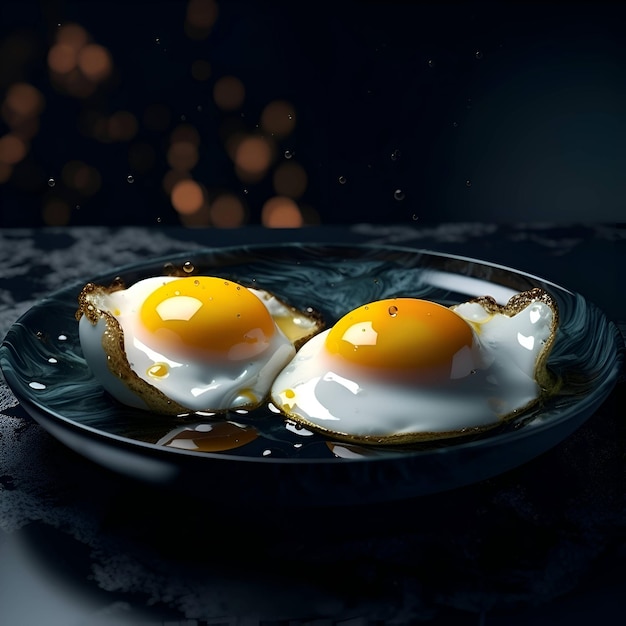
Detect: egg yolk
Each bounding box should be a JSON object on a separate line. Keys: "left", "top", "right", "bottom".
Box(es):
{"left": 139, "top": 277, "right": 276, "bottom": 361}
{"left": 324, "top": 298, "right": 474, "bottom": 378}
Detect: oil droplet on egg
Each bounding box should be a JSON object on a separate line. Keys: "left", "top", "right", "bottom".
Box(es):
{"left": 147, "top": 362, "right": 170, "bottom": 378}
{"left": 388, "top": 305, "right": 398, "bottom": 317}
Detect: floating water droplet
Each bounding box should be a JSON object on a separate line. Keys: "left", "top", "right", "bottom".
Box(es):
{"left": 262, "top": 449, "right": 272, "bottom": 456}
{"left": 465, "top": 179, "right": 472, "bottom": 187}
{"left": 393, "top": 189, "right": 405, "bottom": 201}
{"left": 452, "top": 121, "right": 459, "bottom": 128}
{"left": 163, "top": 262, "right": 175, "bottom": 275}
{"left": 58, "top": 334, "right": 67, "bottom": 341}
{"left": 155, "top": 37, "right": 161, "bottom": 44}
{"left": 427, "top": 59, "right": 435, "bottom": 68}
{"left": 75, "top": 204, "right": 81, "bottom": 210}
{"left": 411, "top": 214, "right": 419, "bottom": 221}
{"left": 127, "top": 175, "right": 134, "bottom": 183}
{"left": 388, "top": 305, "right": 398, "bottom": 317}
{"left": 156, "top": 217, "right": 162, "bottom": 223}
{"left": 243, "top": 188, "right": 249, "bottom": 194}
{"left": 29, "top": 381, "right": 46, "bottom": 390}
{"left": 475, "top": 50, "right": 483, "bottom": 60}
{"left": 47, "top": 178, "right": 56, "bottom": 187}
{"left": 48, "top": 357, "right": 58, "bottom": 364}
{"left": 284, "top": 150, "right": 294, "bottom": 159}
{"left": 183, "top": 261, "right": 194, "bottom": 273}
{"left": 338, "top": 175, "right": 347, "bottom": 184}
{"left": 181, "top": 115, "right": 186, "bottom": 121}
{"left": 390, "top": 149, "right": 401, "bottom": 161}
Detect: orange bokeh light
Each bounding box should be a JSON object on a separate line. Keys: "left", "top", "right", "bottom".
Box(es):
{"left": 77, "top": 43, "right": 112, "bottom": 82}
{"left": 47, "top": 43, "right": 77, "bottom": 74}
{"left": 42, "top": 199, "right": 71, "bottom": 226}
{"left": 171, "top": 179, "right": 205, "bottom": 214}
{"left": 57, "top": 23, "right": 89, "bottom": 52}
{"left": 107, "top": 111, "right": 138, "bottom": 142}
{"left": 234, "top": 135, "right": 273, "bottom": 180}
{"left": 209, "top": 193, "right": 246, "bottom": 227}
{"left": 61, "top": 160, "right": 102, "bottom": 195}
{"left": 261, "top": 196, "right": 303, "bottom": 228}
{"left": 213, "top": 75, "right": 245, "bottom": 111}
{"left": 260, "top": 100, "right": 296, "bottom": 137}
{"left": 273, "top": 161, "right": 308, "bottom": 198}
{"left": 0, "top": 134, "right": 28, "bottom": 165}
{"left": 167, "top": 141, "right": 199, "bottom": 171}
{"left": 185, "top": 0, "right": 219, "bottom": 39}
{"left": 2, "top": 83, "right": 45, "bottom": 124}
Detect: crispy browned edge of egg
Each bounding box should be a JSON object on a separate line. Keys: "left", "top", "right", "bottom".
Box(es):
{"left": 75, "top": 278, "right": 325, "bottom": 416}
{"left": 276, "top": 287, "right": 562, "bottom": 447}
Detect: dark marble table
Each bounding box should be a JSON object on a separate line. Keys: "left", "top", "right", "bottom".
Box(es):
{"left": 1, "top": 223, "right": 624, "bottom": 625}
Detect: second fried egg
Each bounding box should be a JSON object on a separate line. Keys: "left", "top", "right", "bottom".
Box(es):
{"left": 270, "top": 289, "right": 559, "bottom": 444}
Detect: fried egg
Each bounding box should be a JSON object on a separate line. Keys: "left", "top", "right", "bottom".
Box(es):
{"left": 76, "top": 275, "right": 323, "bottom": 414}
{"left": 270, "top": 288, "right": 559, "bottom": 444}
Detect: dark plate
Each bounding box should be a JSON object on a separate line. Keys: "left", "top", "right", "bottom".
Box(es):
{"left": 1, "top": 243, "right": 623, "bottom": 506}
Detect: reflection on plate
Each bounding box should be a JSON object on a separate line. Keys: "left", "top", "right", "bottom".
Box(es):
{"left": 1, "top": 243, "right": 623, "bottom": 506}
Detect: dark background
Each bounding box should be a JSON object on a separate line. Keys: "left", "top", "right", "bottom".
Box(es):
{"left": 2, "top": 0, "right": 626, "bottom": 227}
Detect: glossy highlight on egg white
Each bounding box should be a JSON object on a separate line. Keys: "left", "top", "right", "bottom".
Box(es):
{"left": 76, "top": 275, "right": 323, "bottom": 414}
{"left": 270, "top": 288, "right": 559, "bottom": 444}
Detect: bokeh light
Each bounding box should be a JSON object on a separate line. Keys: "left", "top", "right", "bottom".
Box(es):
{"left": 107, "top": 111, "right": 138, "bottom": 142}
{"left": 61, "top": 160, "right": 102, "bottom": 195}
{"left": 234, "top": 135, "right": 274, "bottom": 182}
{"left": 213, "top": 75, "right": 245, "bottom": 111}
{"left": 42, "top": 199, "right": 71, "bottom": 226}
{"left": 209, "top": 193, "right": 247, "bottom": 227}
{"left": 185, "top": 0, "right": 219, "bottom": 40}
{"left": 261, "top": 196, "right": 303, "bottom": 228}
{"left": 2, "top": 82, "right": 45, "bottom": 126}
{"left": 0, "top": 134, "right": 28, "bottom": 165}
{"left": 171, "top": 178, "right": 205, "bottom": 215}
{"left": 260, "top": 100, "right": 296, "bottom": 137}
{"left": 77, "top": 44, "right": 112, "bottom": 82}
{"left": 273, "top": 161, "right": 308, "bottom": 198}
